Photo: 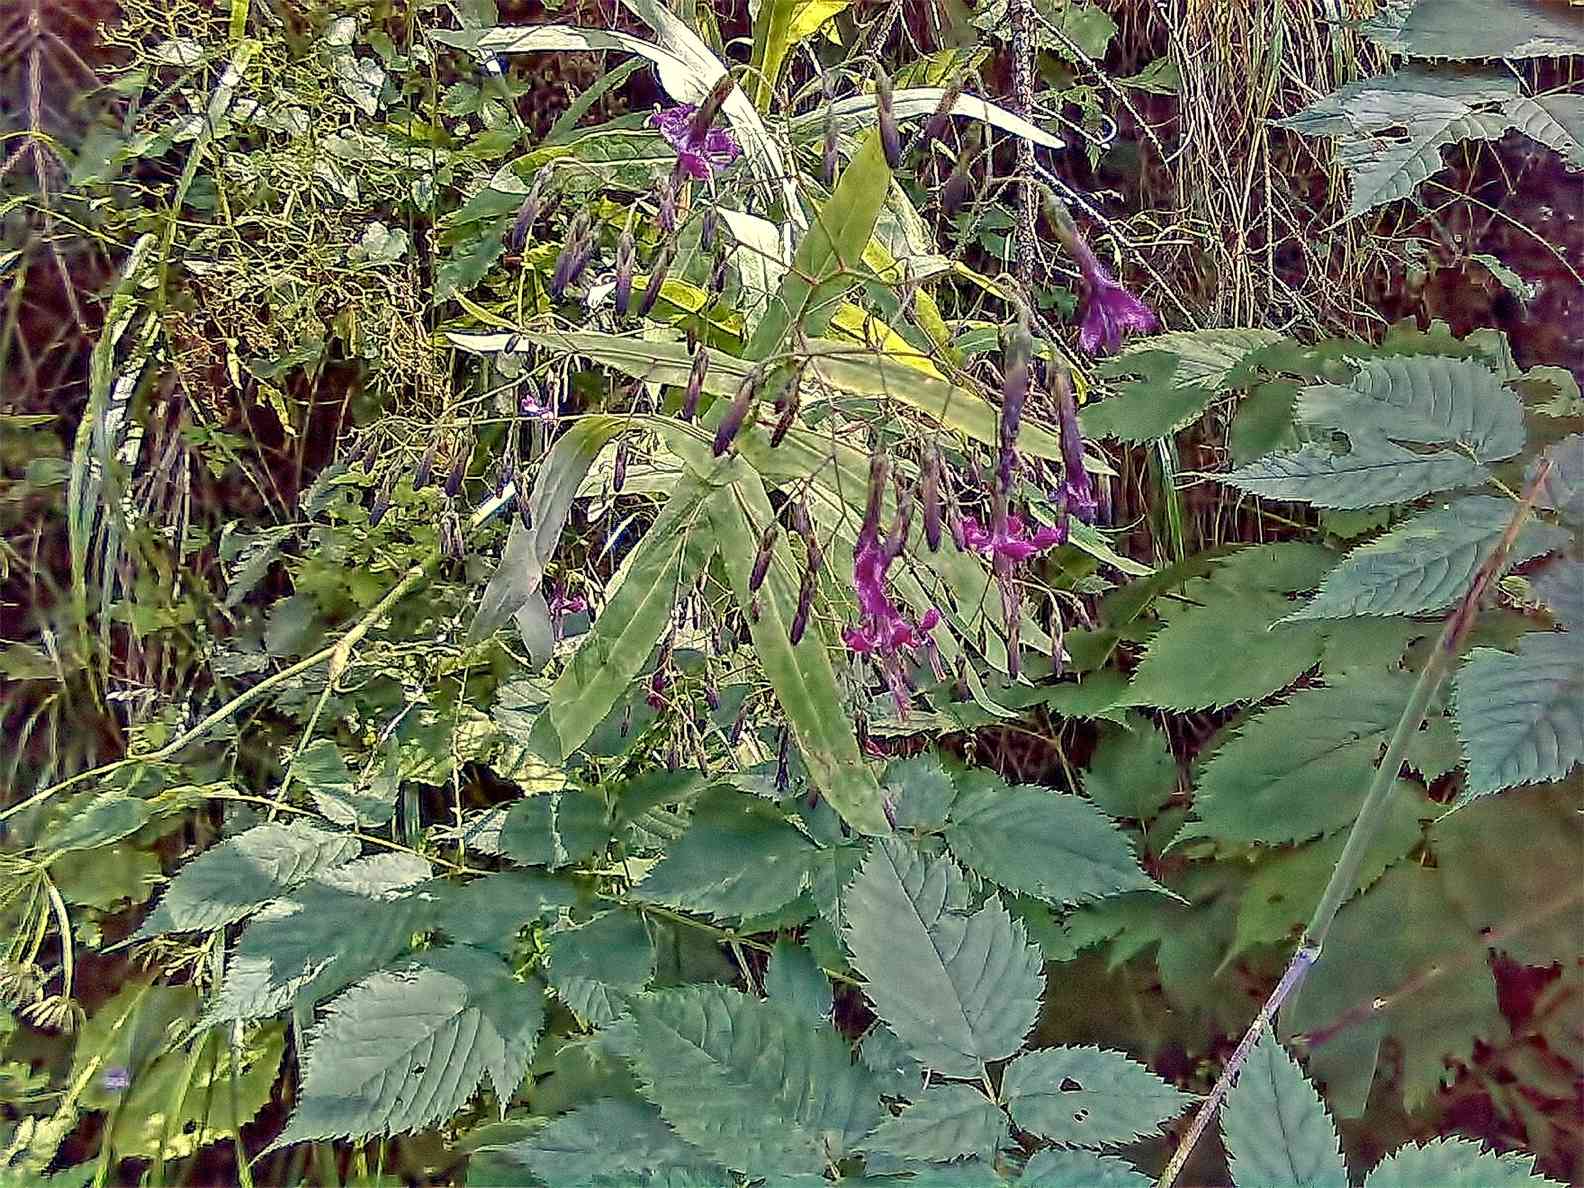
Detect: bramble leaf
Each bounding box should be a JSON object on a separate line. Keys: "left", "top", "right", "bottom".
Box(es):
{"left": 500, "top": 792, "right": 610, "bottom": 869}
{"left": 1454, "top": 632, "right": 1584, "bottom": 798}
{"left": 545, "top": 908, "right": 656, "bottom": 1026}
{"left": 1363, "top": 1137, "right": 1565, "bottom": 1188}
{"left": 765, "top": 940, "right": 833, "bottom": 1024}
{"left": 479, "top": 1098, "right": 725, "bottom": 1186}
{"left": 1018, "top": 1149, "right": 1153, "bottom": 1186}
{"left": 1000, "top": 1046, "right": 1193, "bottom": 1148}
{"left": 858, "top": 1083, "right": 1007, "bottom": 1171}
{"left": 1220, "top": 1028, "right": 1347, "bottom": 1188}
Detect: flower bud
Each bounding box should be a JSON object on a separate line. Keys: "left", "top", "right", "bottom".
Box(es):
{"left": 444, "top": 441, "right": 469, "bottom": 499}
{"left": 655, "top": 176, "right": 677, "bottom": 236}
{"left": 510, "top": 171, "right": 548, "bottom": 250}
{"left": 682, "top": 342, "right": 708, "bottom": 421}
{"left": 822, "top": 73, "right": 840, "bottom": 188}
{"left": 700, "top": 206, "right": 718, "bottom": 253}
{"left": 874, "top": 66, "right": 901, "bottom": 170}
{"left": 369, "top": 482, "right": 392, "bottom": 527}
{"left": 883, "top": 479, "right": 914, "bottom": 562}
{"left": 516, "top": 488, "right": 533, "bottom": 530}
{"left": 922, "top": 447, "right": 943, "bottom": 551}
{"left": 704, "top": 686, "right": 720, "bottom": 712}
{"left": 768, "top": 362, "right": 802, "bottom": 448}
{"left": 862, "top": 453, "right": 889, "bottom": 540}
{"left": 708, "top": 242, "right": 731, "bottom": 297}
{"left": 413, "top": 439, "right": 438, "bottom": 492}
{"left": 613, "top": 227, "right": 636, "bottom": 316}
{"left": 636, "top": 243, "right": 674, "bottom": 319}
{"left": 690, "top": 74, "right": 736, "bottom": 144}
{"left": 789, "top": 567, "right": 817, "bottom": 645}
{"left": 712, "top": 370, "right": 759, "bottom": 456}
{"left": 749, "top": 521, "right": 777, "bottom": 593}
{"left": 915, "top": 76, "right": 965, "bottom": 161}
{"left": 942, "top": 166, "right": 971, "bottom": 217}
{"left": 613, "top": 441, "right": 629, "bottom": 493}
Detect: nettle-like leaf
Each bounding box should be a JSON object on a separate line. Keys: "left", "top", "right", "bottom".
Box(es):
{"left": 1454, "top": 632, "right": 1584, "bottom": 799}
{"left": 843, "top": 839, "right": 1043, "bottom": 1077}
{"left": 1287, "top": 495, "right": 1570, "bottom": 621}
{"left": 1188, "top": 670, "right": 1414, "bottom": 845}
{"left": 1533, "top": 432, "right": 1584, "bottom": 524}
{"left": 500, "top": 792, "right": 610, "bottom": 869}
{"left": 618, "top": 985, "right": 882, "bottom": 1178}
{"left": 999, "top": 1046, "right": 1193, "bottom": 1148}
{"left": 214, "top": 853, "right": 435, "bottom": 1022}
{"left": 1532, "top": 559, "right": 1584, "bottom": 630}
{"left": 137, "top": 821, "right": 359, "bottom": 937}
{"left": 482, "top": 1098, "right": 726, "bottom": 1186}
{"left": 884, "top": 753, "right": 959, "bottom": 830}
{"left": 1018, "top": 1149, "right": 1153, "bottom": 1186}
{"left": 1362, "top": 1136, "right": 1565, "bottom": 1188}
{"left": 944, "top": 774, "right": 1161, "bottom": 905}
{"left": 859, "top": 1082, "right": 1007, "bottom": 1172}
{"left": 293, "top": 738, "right": 394, "bottom": 828}
{"left": 635, "top": 789, "right": 816, "bottom": 919}
{"left": 765, "top": 940, "right": 833, "bottom": 1024}
{"left": 1226, "top": 355, "right": 1524, "bottom": 508}
{"left": 1081, "top": 713, "right": 1178, "bottom": 821}
{"left": 545, "top": 908, "right": 656, "bottom": 1026}
{"left": 1220, "top": 1029, "right": 1347, "bottom": 1188}
{"left": 435, "top": 869, "right": 581, "bottom": 954}
{"left": 274, "top": 945, "right": 544, "bottom": 1146}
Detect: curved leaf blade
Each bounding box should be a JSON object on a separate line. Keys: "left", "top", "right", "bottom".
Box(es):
{"left": 1454, "top": 632, "right": 1584, "bottom": 799}
{"left": 1220, "top": 1028, "right": 1347, "bottom": 1188}
{"left": 1001, "top": 1046, "right": 1193, "bottom": 1149}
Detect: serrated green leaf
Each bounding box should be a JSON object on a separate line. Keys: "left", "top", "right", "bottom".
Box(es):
{"left": 707, "top": 476, "right": 888, "bottom": 834}
{"left": 858, "top": 1083, "right": 1007, "bottom": 1171}
{"left": 1228, "top": 437, "right": 1488, "bottom": 509}
{"left": 500, "top": 792, "right": 610, "bottom": 869}
{"left": 1191, "top": 672, "right": 1415, "bottom": 845}
{"left": 635, "top": 789, "right": 816, "bottom": 919}
{"left": 1288, "top": 496, "right": 1569, "bottom": 621}
{"left": 946, "top": 776, "right": 1161, "bottom": 905}
{"left": 1081, "top": 714, "right": 1178, "bottom": 821}
{"left": 1281, "top": 866, "right": 1506, "bottom": 1117}
{"left": 274, "top": 947, "right": 542, "bottom": 1147}
{"left": 1338, "top": 109, "right": 1511, "bottom": 215}
{"left": 1220, "top": 1028, "right": 1347, "bottom": 1188}
{"left": 545, "top": 908, "right": 655, "bottom": 1026}
{"left": 436, "top": 870, "right": 581, "bottom": 954}
{"left": 136, "top": 822, "right": 359, "bottom": 937}
{"left": 1363, "top": 1136, "right": 1564, "bottom": 1188}
{"left": 482, "top": 1099, "right": 725, "bottom": 1186}
{"left": 1019, "top": 1149, "right": 1153, "bottom": 1187}
{"left": 529, "top": 475, "right": 714, "bottom": 762}
{"left": 1454, "top": 632, "right": 1584, "bottom": 798}
{"left": 1361, "top": 0, "right": 1584, "bottom": 60}
{"left": 1000, "top": 1046, "right": 1193, "bottom": 1148}
{"left": 859, "top": 1023, "right": 926, "bottom": 1098}
{"left": 843, "top": 839, "right": 1043, "bottom": 1077}
{"left": 619, "top": 985, "right": 882, "bottom": 1177}
{"left": 213, "top": 854, "right": 434, "bottom": 1021}
{"left": 293, "top": 738, "right": 394, "bottom": 828}
{"left": 765, "top": 940, "right": 833, "bottom": 1024}
{"left": 1229, "top": 381, "right": 1299, "bottom": 467}
{"left": 1532, "top": 432, "right": 1584, "bottom": 524}
{"left": 1080, "top": 383, "right": 1215, "bottom": 444}
{"left": 884, "top": 753, "right": 958, "bottom": 830}
{"left": 1532, "top": 560, "right": 1584, "bottom": 630}
{"left": 1111, "top": 328, "right": 1286, "bottom": 389}
{"left": 1431, "top": 782, "right": 1584, "bottom": 968}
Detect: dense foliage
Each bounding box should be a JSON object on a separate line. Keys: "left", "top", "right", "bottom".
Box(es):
{"left": 1, "top": 0, "right": 1580, "bottom": 1185}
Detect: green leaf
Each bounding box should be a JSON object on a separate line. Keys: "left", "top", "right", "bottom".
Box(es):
{"left": 1081, "top": 714, "right": 1178, "bottom": 821}
{"left": 1019, "top": 1150, "right": 1153, "bottom": 1187}
{"left": 214, "top": 854, "right": 434, "bottom": 1021}
{"left": 1229, "top": 381, "right": 1299, "bottom": 467}
{"left": 529, "top": 475, "right": 714, "bottom": 761}
{"left": 1281, "top": 866, "right": 1506, "bottom": 1116}
{"left": 1364, "top": 1137, "right": 1564, "bottom": 1188}
{"left": 1080, "top": 382, "right": 1215, "bottom": 444}
{"left": 436, "top": 870, "right": 580, "bottom": 954}
{"left": 618, "top": 985, "right": 882, "bottom": 1177}
{"left": 136, "top": 822, "right": 359, "bottom": 937}
{"left": 745, "top": 131, "right": 892, "bottom": 361}
{"left": 1225, "top": 439, "right": 1486, "bottom": 509}
{"left": 1454, "top": 632, "right": 1584, "bottom": 798}
{"left": 545, "top": 908, "right": 656, "bottom": 1026}
{"left": 945, "top": 775, "right": 1161, "bottom": 905}
{"left": 635, "top": 789, "right": 816, "bottom": 919}
{"left": 1000, "top": 1046, "right": 1193, "bottom": 1148}
{"left": 1532, "top": 432, "right": 1584, "bottom": 524}
{"left": 500, "top": 792, "right": 610, "bottom": 869}
{"left": 883, "top": 753, "right": 958, "bottom": 830}
{"left": 1361, "top": 0, "right": 1584, "bottom": 59}
{"left": 1220, "top": 1029, "right": 1347, "bottom": 1188}
{"left": 765, "top": 940, "right": 833, "bottom": 1024}
{"left": 843, "top": 839, "right": 1043, "bottom": 1077}
{"left": 859, "top": 1023, "right": 926, "bottom": 1098}
{"left": 273, "top": 946, "right": 544, "bottom": 1145}
{"left": 707, "top": 477, "right": 888, "bottom": 835}
{"left": 1533, "top": 560, "right": 1584, "bottom": 630}
{"left": 482, "top": 1099, "right": 725, "bottom": 1186}
{"left": 858, "top": 1083, "right": 1007, "bottom": 1171}
{"left": 471, "top": 416, "right": 629, "bottom": 648}
{"left": 1288, "top": 496, "right": 1569, "bottom": 622}
{"left": 293, "top": 738, "right": 394, "bottom": 828}
{"left": 1190, "top": 672, "right": 1414, "bottom": 845}
{"left": 1431, "top": 782, "right": 1584, "bottom": 968}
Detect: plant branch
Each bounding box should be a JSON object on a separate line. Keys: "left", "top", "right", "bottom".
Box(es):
{"left": 1156, "top": 460, "right": 1555, "bottom": 1188}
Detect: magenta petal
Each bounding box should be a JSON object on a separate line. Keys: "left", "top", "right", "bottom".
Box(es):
{"left": 919, "top": 608, "right": 941, "bottom": 632}
{"left": 702, "top": 127, "right": 741, "bottom": 160}
{"left": 1027, "top": 524, "right": 1066, "bottom": 551}
{"left": 843, "top": 625, "right": 877, "bottom": 653}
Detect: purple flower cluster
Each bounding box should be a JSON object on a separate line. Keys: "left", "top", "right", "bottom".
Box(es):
{"left": 651, "top": 103, "right": 741, "bottom": 181}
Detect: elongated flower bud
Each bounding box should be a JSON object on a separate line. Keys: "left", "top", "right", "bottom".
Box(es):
{"left": 444, "top": 441, "right": 468, "bottom": 499}
{"left": 769, "top": 361, "right": 803, "bottom": 448}
{"left": 915, "top": 75, "right": 966, "bottom": 161}
{"left": 700, "top": 206, "right": 718, "bottom": 253}
{"left": 875, "top": 66, "right": 901, "bottom": 170}
{"left": 704, "top": 686, "right": 720, "bottom": 712}
{"left": 790, "top": 499, "right": 813, "bottom": 544}
{"left": 656, "top": 176, "right": 677, "bottom": 235}
{"left": 613, "top": 441, "right": 629, "bottom": 493}
{"left": 883, "top": 479, "right": 914, "bottom": 562}
{"left": 516, "top": 488, "right": 533, "bottom": 530}
{"left": 999, "top": 302, "right": 1032, "bottom": 494}
{"left": 369, "top": 480, "right": 392, "bottom": 526}
{"left": 413, "top": 440, "right": 438, "bottom": 492}
{"left": 922, "top": 447, "right": 943, "bottom": 551}
{"left": 690, "top": 74, "right": 735, "bottom": 144}
{"left": 749, "top": 521, "right": 777, "bottom": 593}
{"left": 613, "top": 228, "right": 636, "bottom": 316}
{"left": 789, "top": 567, "right": 817, "bottom": 645}
{"left": 862, "top": 453, "right": 889, "bottom": 540}
{"left": 636, "top": 243, "right": 674, "bottom": 318}
{"left": 822, "top": 73, "right": 840, "bottom": 188}
{"left": 682, "top": 342, "right": 708, "bottom": 421}
{"left": 510, "top": 171, "right": 548, "bottom": 250}
{"left": 712, "top": 370, "right": 758, "bottom": 456}
{"left": 708, "top": 242, "right": 730, "bottom": 296}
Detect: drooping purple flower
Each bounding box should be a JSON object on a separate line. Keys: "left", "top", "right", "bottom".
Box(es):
{"left": 651, "top": 104, "right": 742, "bottom": 181}
{"left": 1053, "top": 370, "right": 1098, "bottom": 525}
{"left": 958, "top": 513, "right": 1067, "bottom": 562}
{"left": 519, "top": 382, "right": 552, "bottom": 419}
{"left": 1074, "top": 246, "right": 1158, "bottom": 356}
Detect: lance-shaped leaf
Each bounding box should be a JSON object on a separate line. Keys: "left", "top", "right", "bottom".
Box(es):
{"left": 945, "top": 774, "right": 1161, "bottom": 904}
{"left": 137, "top": 822, "right": 359, "bottom": 937}
{"left": 272, "top": 946, "right": 544, "bottom": 1146}
{"left": 481, "top": 1098, "right": 726, "bottom": 1186}
{"left": 707, "top": 477, "right": 888, "bottom": 835}
{"left": 528, "top": 475, "right": 714, "bottom": 762}
{"left": 1363, "top": 1137, "right": 1565, "bottom": 1188}
{"left": 545, "top": 908, "right": 656, "bottom": 1026}
{"left": 617, "top": 985, "right": 882, "bottom": 1178}
{"left": 1000, "top": 1046, "right": 1193, "bottom": 1148}
{"left": 1454, "top": 632, "right": 1584, "bottom": 799}
{"left": 1220, "top": 1029, "right": 1347, "bottom": 1188}
{"left": 843, "top": 839, "right": 1043, "bottom": 1077}
{"left": 858, "top": 1083, "right": 1008, "bottom": 1171}
{"left": 499, "top": 791, "right": 610, "bottom": 869}
{"left": 794, "top": 87, "right": 1064, "bottom": 150}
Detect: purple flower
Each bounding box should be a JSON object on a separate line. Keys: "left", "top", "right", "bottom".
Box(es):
{"left": 958, "top": 514, "right": 1067, "bottom": 562}
{"left": 519, "top": 383, "right": 552, "bottom": 419}
{"left": 842, "top": 526, "right": 941, "bottom": 713}
{"left": 1070, "top": 238, "right": 1157, "bottom": 356}
{"left": 651, "top": 105, "right": 741, "bottom": 181}
{"left": 102, "top": 1066, "right": 131, "bottom": 1092}
{"left": 1054, "top": 376, "right": 1098, "bottom": 525}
